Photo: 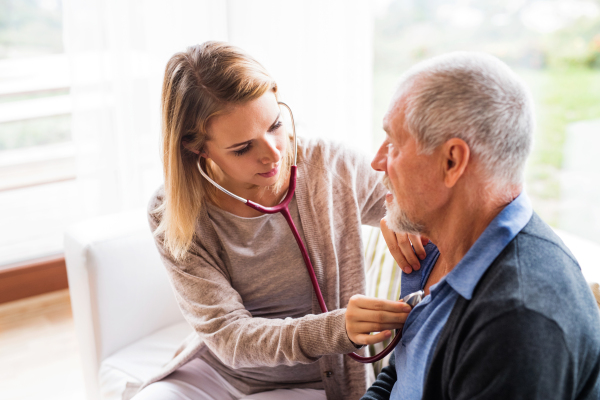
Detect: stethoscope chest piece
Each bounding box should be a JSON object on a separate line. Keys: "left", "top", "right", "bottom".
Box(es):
{"left": 402, "top": 290, "right": 424, "bottom": 308}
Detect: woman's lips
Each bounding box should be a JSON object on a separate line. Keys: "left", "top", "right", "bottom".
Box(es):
{"left": 258, "top": 165, "right": 280, "bottom": 178}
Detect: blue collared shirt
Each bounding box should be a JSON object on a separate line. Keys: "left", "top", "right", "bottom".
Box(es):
{"left": 390, "top": 192, "right": 533, "bottom": 400}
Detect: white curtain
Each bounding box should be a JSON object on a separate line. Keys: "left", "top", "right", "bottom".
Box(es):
{"left": 63, "top": 0, "right": 373, "bottom": 218}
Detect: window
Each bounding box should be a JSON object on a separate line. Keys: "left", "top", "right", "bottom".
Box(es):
{"left": 0, "top": 0, "right": 77, "bottom": 266}
{"left": 1, "top": 1, "right": 375, "bottom": 267}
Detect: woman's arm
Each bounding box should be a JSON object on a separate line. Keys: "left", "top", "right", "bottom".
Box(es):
{"left": 163, "top": 255, "right": 356, "bottom": 368}
{"left": 148, "top": 201, "right": 358, "bottom": 369}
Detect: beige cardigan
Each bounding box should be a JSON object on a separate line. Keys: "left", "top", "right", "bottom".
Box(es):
{"left": 130, "top": 138, "right": 387, "bottom": 399}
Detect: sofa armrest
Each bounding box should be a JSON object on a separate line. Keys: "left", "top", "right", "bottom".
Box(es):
{"left": 64, "top": 209, "right": 185, "bottom": 400}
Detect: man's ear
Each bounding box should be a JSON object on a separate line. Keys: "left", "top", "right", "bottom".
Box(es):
{"left": 182, "top": 141, "right": 201, "bottom": 155}
{"left": 441, "top": 138, "right": 470, "bottom": 188}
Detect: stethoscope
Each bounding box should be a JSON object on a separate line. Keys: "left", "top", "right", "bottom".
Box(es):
{"left": 196, "top": 102, "right": 423, "bottom": 363}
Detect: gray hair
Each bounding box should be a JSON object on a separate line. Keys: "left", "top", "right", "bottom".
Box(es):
{"left": 397, "top": 52, "right": 534, "bottom": 187}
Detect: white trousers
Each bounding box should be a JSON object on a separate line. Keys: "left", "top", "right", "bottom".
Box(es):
{"left": 132, "top": 358, "right": 327, "bottom": 400}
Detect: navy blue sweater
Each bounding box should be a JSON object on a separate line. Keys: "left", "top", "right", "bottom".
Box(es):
{"left": 362, "top": 213, "right": 600, "bottom": 400}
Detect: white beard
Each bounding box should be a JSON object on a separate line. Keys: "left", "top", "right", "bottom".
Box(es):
{"left": 381, "top": 175, "right": 425, "bottom": 235}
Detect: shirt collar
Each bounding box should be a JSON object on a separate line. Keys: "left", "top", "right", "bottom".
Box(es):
{"left": 440, "top": 191, "right": 533, "bottom": 300}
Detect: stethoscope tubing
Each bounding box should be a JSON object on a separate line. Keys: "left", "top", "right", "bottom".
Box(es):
{"left": 196, "top": 101, "right": 403, "bottom": 363}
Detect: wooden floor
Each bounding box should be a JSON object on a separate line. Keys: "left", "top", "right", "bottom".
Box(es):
{"left": 0, "top": 289, "right": 86, "bottom": 400}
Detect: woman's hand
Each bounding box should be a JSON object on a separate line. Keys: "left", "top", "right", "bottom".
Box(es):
{"left": 345, "top": 294, "right": 412, "bottom": 346}
{"left": 380, "top": 217, "right": 430, "bottom": 274}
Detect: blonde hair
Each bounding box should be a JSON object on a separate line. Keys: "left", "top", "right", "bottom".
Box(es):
{"left": 153, "top": 41, "right": 292, "bottom": 261}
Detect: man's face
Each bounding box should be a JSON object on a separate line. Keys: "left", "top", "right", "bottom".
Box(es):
{"left": 371, "top": 95, "right": 441, "bottom": 235}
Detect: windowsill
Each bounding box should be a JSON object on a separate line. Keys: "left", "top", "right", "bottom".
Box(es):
{"left": 0, "top": 142, "right": 76, "bottom": 191}
{"left": 0, "top": 255, "right": 68, "bottom": 304}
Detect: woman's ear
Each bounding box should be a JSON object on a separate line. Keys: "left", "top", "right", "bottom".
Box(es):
{"left": 182, "top": 141, "right": 200, "bottom": 155}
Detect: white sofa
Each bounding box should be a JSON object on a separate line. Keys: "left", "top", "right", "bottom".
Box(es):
{"left": 65, "top": 209, "right": 600, "bottom": 400}
{"left": 65, "top": 210, "right": 190, "bottom": 400}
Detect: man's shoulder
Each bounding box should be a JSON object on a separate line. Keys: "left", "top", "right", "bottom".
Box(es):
{"left": 474, "top": 213, "right": 591, "bottom": 306}
{"left": 511, "top": 213, "right": 596, "bottom": 321}
{"left": 466, "top": 212, "right": 600, "bottom": 364}
{"left": 518, "top": 212, "right": 579, "bottom": 264}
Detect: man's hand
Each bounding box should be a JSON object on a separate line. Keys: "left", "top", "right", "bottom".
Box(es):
{"left": 380, "top": 217, "right": 430, "bottom": 274}
{"left": 345, "top": 294, "right": 412, "bottom": 345}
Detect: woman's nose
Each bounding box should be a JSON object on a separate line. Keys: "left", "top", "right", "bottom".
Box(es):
{"left": 260, "top": 137, "right": 281, "bottom": 164}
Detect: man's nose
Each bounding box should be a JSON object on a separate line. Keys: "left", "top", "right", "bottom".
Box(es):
{"left": 371, "top": 142, "right": 388, "bottom": 172}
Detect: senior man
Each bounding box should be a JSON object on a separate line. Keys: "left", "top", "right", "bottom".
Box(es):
{"left": 360, "top": 52, "right": 600, "bottom": 400}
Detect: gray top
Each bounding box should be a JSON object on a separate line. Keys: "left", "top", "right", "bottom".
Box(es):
{"left": 204, "top": 195, "right": 322, "bottom": 389}
{"left": 140, "top": 138, "right": 388, "bottom": 400}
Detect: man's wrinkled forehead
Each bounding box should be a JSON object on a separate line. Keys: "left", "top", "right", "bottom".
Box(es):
{"left": 383, "top": 91, "right": 409, "bottom": 136}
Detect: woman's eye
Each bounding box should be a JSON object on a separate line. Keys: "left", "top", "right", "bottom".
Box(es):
{"left": 233, "top": 143, "right": 252, "bottom": 156}
{"left": 268, "top": 121, "right": 283, "bottom": 132}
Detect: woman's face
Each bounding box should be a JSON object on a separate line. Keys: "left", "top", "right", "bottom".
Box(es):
{"left": 203, "top": 91, "right": 288, "bottom": 193}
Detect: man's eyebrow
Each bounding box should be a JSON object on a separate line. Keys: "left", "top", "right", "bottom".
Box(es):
{"left": 225, "top": 112, "right": 281, "bottom": 149}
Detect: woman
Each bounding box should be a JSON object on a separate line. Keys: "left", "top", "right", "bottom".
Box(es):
{"left": 134, "top": 41, "right": 424, "bottom": 400}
